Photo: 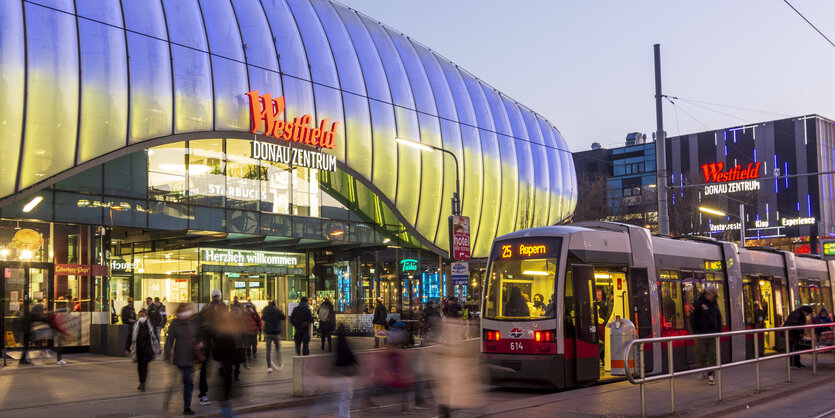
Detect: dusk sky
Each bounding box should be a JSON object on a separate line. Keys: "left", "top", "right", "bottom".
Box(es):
{"left": 340, "top": 1, "right": 835, "bottom": 151}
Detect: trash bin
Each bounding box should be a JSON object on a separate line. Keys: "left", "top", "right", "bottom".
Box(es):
{"left": 608, "top": 316, "right": 637, "bottom": 376}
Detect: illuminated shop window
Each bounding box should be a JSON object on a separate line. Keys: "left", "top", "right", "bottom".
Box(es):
{"left": 148, "top": 143, "right": 188, "bottom": 202}
{"left": 188, "top": 139, "right": 225, "bottom": 207}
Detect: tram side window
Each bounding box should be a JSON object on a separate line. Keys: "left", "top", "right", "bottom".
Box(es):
{"left": 823, "top": 281, "right": 834, "bottom": 315}
{"left": 564, "top": 269, "right": 575, "bottom": 334}
{"left": 799, "top": 279, "right": 811, "bottom": 307}
{"left": 742, "top": 277, "right": 755, "bottom": 326}
{"left": 707, "top": 273, "right": 728, "bottom": 327}
{"left": 659, "top": 270, "right": 683, "bottom": 330}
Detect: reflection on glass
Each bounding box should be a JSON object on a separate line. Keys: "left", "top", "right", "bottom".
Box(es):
{"left": 148, "top": 143, "right": 187, "bottom": 202}
{"left": 226, "top": 139, "right": 262, "bottom": 211}
{"left": 188, "top": 139, "right": 225, "bottom": 207}
{"left": 293, "top": 168, "right": 320, "bottom": 217}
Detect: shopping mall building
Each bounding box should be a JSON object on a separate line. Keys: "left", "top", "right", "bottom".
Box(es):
{"left": 0, "top": 0, "right": 576, "bottom": 345}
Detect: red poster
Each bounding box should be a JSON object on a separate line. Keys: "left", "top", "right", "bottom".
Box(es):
{"left": 449, "top": 215, "right": 471, "bottom": 261}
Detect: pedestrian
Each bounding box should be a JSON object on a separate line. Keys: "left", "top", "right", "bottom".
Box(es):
{"left": 691, "top": 285, "right": 723, "bottom": 385}
{"left": 244, "top": 303, "right": 261, "bottom": 364}
{"left": 421, "top": 301, "right": 441, "bottom": 344}
{"left": 813, "top": 307, "right": 832, "bottom": 338}
{"left": 262, "top": 300, "right": 286, "bottom": 373}
{"left": 290, "top": 297, "right": 313, "bottom": 356}
{"left": 164, "top": 304, "right": 200, "bottom": 415}
{"left": 147, "top": 297, "right": 162, "bottom": 338}
{"left": 50, "top": 299, "right": 71, "bottom": 365}
{"left": 16, "top": 301, "right": 37, "bottom": 365}
{"left": 333, "top": 324, "right": 358, "bottom": 418}
{"left": 124, "top": 309, "right": 162, "bottom": 392}
{"left": 372, "top": 298, "right": 388, "bottom": 348}
{"left": 447, "top": 297, "right": 463, "bottom": 318}
{"left": 212, "top": 310, "right": 245, "bottom": 418}
{"left": 785, "top": 305, "right": 813, "bottom": 368}
{"left": 121, "top": 297, "right": 136, "bottom": 326}
{"left": 318, "top": 297, "right": 336, "bottom": 352}
{"left": 197, "top": 289, "right": 226, "bottom": 406}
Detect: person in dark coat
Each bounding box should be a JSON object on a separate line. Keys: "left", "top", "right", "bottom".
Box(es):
{"left": 691, "top": 285, "right": 723, "bottom": 385}
{"left": 290, "top": 297, "right": 313, "bottom": 356}
{"left": 421, "top": 301, "right": 441, "bottom": 343}
{"left": 121, "top": 297, "right": 136, "bottom": 326}
{"left": 334, "top": 324, "right": 358, "bottom": 417}
{"left": 124, "top": 309, "right": 161, "bottom": 391}
{"left": 243, "top": 303, "right": 261, "bottom": 364}
{"left": 784, "top": 305, "right": 813, "bottom": 368}
{"left": 504, "top": 287, "right": 530, "bottom": 318}
{"left": 317, "top": 298, "right": 336, "bottom": 352}
{"left": 211, "top": 310, "right": 245, "bottom": 418}
{"left": 372, "top": 298, "right": 388, "bottom": 348}
{"left": 197, "top": 289, "right": 226, "bottom": 406}
{"left": 164, "top": 304, "right": 200, "bottom": 415}
{"left": 261, "top": 300, "right": 286, "bottom": 372}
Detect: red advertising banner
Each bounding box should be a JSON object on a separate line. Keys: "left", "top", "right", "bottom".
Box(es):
{"left": 449, "top": 215, "right": 471, "bottom": 261}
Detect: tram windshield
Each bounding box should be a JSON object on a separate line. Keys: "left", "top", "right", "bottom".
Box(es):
{"left": 484, "top": 238, "right": 561, "bottom": 320}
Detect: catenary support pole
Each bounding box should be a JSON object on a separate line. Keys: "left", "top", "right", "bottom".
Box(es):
{"left": 740, "top": 204, "right": 746, "bottom": 247}
{"left": 654, "top": 44, "right": 669, "bottom": 235}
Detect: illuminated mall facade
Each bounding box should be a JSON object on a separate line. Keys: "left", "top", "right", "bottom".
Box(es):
{"left": 0, "top": 1, "right": 576, "bottom": 343}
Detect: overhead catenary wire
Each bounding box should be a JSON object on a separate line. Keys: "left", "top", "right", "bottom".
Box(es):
{"left": 783, "top": 0, "right": 835, "bottom": 49}
{"left": 667, "top": 96, "right": 752, "bottom": 124}
{"left": 664, "top": 97, "right": 710, "bottom": 130}
{"left": 664, "top": 96, "right": 791, "bottom": 118}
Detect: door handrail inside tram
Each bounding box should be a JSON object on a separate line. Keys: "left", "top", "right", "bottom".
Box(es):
{"left": 623, "top": 323, "right": 835, "bottom": 418}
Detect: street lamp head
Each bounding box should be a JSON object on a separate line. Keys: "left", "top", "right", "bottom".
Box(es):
{"left": 395, "top": 137, "right": 435, "bottom": 152}
{"left": 699, "top": 206, "right": 727, "bottom": 217}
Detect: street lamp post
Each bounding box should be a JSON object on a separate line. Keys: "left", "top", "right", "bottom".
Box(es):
{"left": 699, "top": 204, "right": 746, "bottom": 247}
{"left": 395, "top": 138, "right": 461, "bottom": 215}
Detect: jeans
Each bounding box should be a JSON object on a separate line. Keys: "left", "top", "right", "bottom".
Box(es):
{"left": 179, "top": 366, "right": 194, "bottom": 409}
{"left": 695, "top": 337, "right": 717, "bottom": 377}
{"left": 155, "top": 326, "right": 162, "bottom": 340}
{"left": 265, "top": 333, "right": 281, "bottom": 367}
{"left": 321, "top": 329, "right": 332, "bottom": 352}
{"left": 247, "top": 334, "right": 257, "bottom": 360}
{"left": 138, "top": 358, "right": 149, "bottom": 384}
{"left": 336, "top": 376, "right": 353, "bottom": 418}
{"left": 294, "top": 330, "right": 310, "bottom": 356}
{"left": 19, "top": 333, "right": 31, "bottom": 364}
{"left": 198, "top": 359, "right": 210, "bottom": 398}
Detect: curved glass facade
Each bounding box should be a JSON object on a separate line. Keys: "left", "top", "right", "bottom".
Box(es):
{"left": 0, "top": 0, "right": 576, "bottom": 258}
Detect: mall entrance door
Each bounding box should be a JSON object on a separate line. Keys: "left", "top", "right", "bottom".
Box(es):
{"left": 1, "top": 262, "right": 54, "bottom": 352}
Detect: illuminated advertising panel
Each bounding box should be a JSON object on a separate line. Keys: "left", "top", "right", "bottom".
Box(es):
{"left": 701, "top": 161, "right": 762, "bottom": 196}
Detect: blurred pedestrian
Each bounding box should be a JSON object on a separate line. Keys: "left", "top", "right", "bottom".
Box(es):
{"left": 318, "top": 297, "right": 336, "bottom": 352}
{"left": 290, "top": 297, "right": 313, "bottom": 356}
{"left": 421, "top": 301, "right": 441, "bottom": 344}
{"left": 124, "top": 309, "right": 161, "bottom": 392}
{"left": 372, "top": 298, "right": 388, "bottom": 348}
{"left": 785, "top": 305, "right": 813, "bottom": 368}
{"left": 262, "top": 300, "right": 286, "bottom": 372}
{"left": 164, "top": 304, "right": 200, "bottom": 415}
{"left": 50, "top": 299, "right": 71, "bottom": 365}
{"left": 197, "top": 289, "right": 226, "bottom": 406}
{"left": 813, "top": 307, "right": 831, "bottom": 338}
{"left": 691, "top": 285, "right": 722, "bottom": 385}
{"left": 147, "top": 297, "right": 162, "bottom": 338}
{"left": 244, "top": 303, "right": 261, "bottom": 364}
{"left": 121, "top": 297, "right": 136, "bottom": 326}
{"left": 333, "top": 324, "right": 358, "bottom": 418}
{"left": 212, "top": 311, "right": 245, "bottom": 418}
{"left": 156, "top": 298, "right": 167, "bottom": 336}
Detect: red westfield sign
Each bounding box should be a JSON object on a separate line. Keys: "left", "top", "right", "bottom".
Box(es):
{"left": 701, "top": 161, "right": 762, "bottom": 183}
{"left": 246, "top": 90, "right": 339, "bottom": 149}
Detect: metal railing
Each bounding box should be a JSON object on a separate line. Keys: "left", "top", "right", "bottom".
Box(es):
{"left": 624, "top": 323, "right": 835, "bottom": 417}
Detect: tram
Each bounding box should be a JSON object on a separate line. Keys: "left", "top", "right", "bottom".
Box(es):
{"left": 480, "top": 221, "right": 835, "bottom": 388}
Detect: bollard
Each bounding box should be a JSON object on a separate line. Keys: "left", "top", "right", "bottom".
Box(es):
{"left": 667, "top": 341, "right": 675, "bottom": 413}
{"left": 715, "top": 335, "right": 722, "bottom": 401}
{"left": 753, "top": 330, "right": 760, "bottom": 392}
{"left": 812, "top": 328, "right": 817, "bottom": 376}
{"left": 640, "top": 344, "right": 646, "bottom": 418}
{"left": 785, "top": 329, "right": 791, "bottom": 383}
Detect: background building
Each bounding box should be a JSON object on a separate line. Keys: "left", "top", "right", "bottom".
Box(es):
{"left": 0, "top": 0, "right": 576, "bottom": 346}
{"left": 573, "top": 115, "right": 835, "bottom": 254}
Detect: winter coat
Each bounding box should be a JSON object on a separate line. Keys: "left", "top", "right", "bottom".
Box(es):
{"left": 261, "top": 305, "right": 286, "bottom": 335}
{"left": 372, "top": 303, "right": 388, "bottom": 326}
{"left": 784, "top": 308, "right": 809, "bottom": 342}
{"left": 121, "top": 304, "right": 136, "bottom": 325}
{"left": 290, "top": 302, "right": 313, "bottom": 333}
{"left": 317, "top": 301, "right": 336, "bottom": 333}
{"left": 164, "top": 318, "right": 199, "bottom": 367}
{"left": 244, "top": 310, "right": 261, "bottom": 336}
{"left": 147, "top": 303, "right": 162, "bottom": 328}
{"left": 691, "top": 293, "right": 722, "bottom": 334}
{"left": 125, "top": 319, "right": 161, "bottom": 362}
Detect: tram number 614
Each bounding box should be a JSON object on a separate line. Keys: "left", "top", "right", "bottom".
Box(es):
{"left": 510, "top": 341, "right": 524, "bottom": 351}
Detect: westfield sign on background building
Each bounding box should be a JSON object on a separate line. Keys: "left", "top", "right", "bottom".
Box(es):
{"left": 246, "top": 90, "right": 340, "bottom": 149}
{"left": 700, "top": 161, "right": 763, "bottom": 196}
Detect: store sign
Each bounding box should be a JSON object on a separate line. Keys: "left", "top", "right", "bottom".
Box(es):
{"left": 201, "top": 249, "right": 300, "bottom": 266}
{"left": 110, "top": 259, "right": 140, "bottom": 272}
{"left": 251, "top": 140, "right": 336, "bottom": 172}
{"left": 55, "top": 264, "right": 108, "bottom": 276}
{"left": 701, "top": 161, "right": 762, "bottom": 195}
{"left": 781, "top": 217, "right": 815, "bottom": 227}
{"left": 709, "top": 222, "right": 740, "bottom": 232}
{"left": 822, "top": 240, "right": 835, "bottom": 259}
{"left": 401, "top": 259, "right": 418, "bottom": 273}
{"left": 246, "top": 90, "right": 339, "bottom": 149}
{"left": 448, "top": 215, "right": 471, "bottom": 261}
{"left": 451, "top": 261, "right": 469, "bottom": 285}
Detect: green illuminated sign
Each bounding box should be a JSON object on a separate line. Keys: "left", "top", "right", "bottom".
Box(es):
{"left": 824, "top": 241, "right": 835, "bottom": 256}
{"left": 400, "top": 259, "right": 418, "bottom": 273}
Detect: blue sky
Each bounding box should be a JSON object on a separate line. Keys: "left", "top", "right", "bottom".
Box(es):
{"left": 339, "top": 1, "right": 835, "bottom": 151}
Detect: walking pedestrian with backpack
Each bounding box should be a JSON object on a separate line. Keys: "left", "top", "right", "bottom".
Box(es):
{"left": 290, "top": 297, "right": 313, "bottom": 356}
{"left": 318, "top": 297, "right": 336, "bottom": 352}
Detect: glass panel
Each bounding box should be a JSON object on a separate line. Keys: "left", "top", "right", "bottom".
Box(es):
{"left": 1, "top": 191, "right": 54, "bottom": 221}
{"left": 281, "top": 75, "right": 315, "bottom": 126}
{"left": 28, "top": 0, "right": 73, "bottom": 13}
{"left": 261, "top": 159, "right": 291, "bottom": 215}
{"left": 495, "top": 133, "right": 519, "bottom": 237}
{"left": 522, "top": 109, "right": 549, "bottom": 227}
{"left": 707, "top": 273, "right": 728, "bottom": 327}
{"left": 359, "top": 14, "right": 414, "bottom": 109}
{"left": 148, "top": 143, "right": 187, "bottom": 202}
{"left": 659, "top": 271, "right": 683, "bottom": 330}
{"left": 20, "top": 4, "right": 79, "bottom": 188}
{"left": 476, "top": 128, "right": 501, "bottom": 257}
{"left": 385, "top": 27, "right": 436, "bottom": 115}
{"left": 414, "top": 45, "right": 457, "bottom": 121}
{"left": 313, "top": 84, "right": 346, "bottom": 163}
{"left": 226, "top": 139, "right": 261, "bottom": 211}
{"left": 104, "top": 152, "right": 148, "bottom": 198}
{"left": 232, "top": 0, "right": 279, "bottom": 71}
{"left": 285, "top": 0, "right": 338, "bottom": 88}
{"left": 128, "top": 33, "right": 173, "bottom": 142}
{"left": 310, "top": 0, "right": 365, "bottom": 96}
{"left": 188, "top": 138, "right": 225, "bottom": 207}
{"left": 414, "top": 114, "right": 443, "bottom": 244}
{"left": 293, "top": 168, "right": 319, "bottom": 217}
{"left": 190, "top": 205, "right": 225, "bottom": 231}
{"left": 433, "top": 119, "right": 464, "bottom": 250}
{"left": 78, "top": 19, "right": 129, "bottom": 162}
{"left": 104, "top": 198, "right": 148, "bottom": 229}
{"left": 199, "top": 0, "right": 244, "bottom": 60}
{"left": 260, "top": 213, "right": 292, "bottom": 236}
{"left": 55, "top": 192, "right": 103, "bottom": 224}
{"left": 332, "top": 4, "right": 391, "bottom": 102}
{"left": 341, "top": 93, "right": 372, "bottom": 180}
{"left": 459, "top": 124, "right": 483, "bottom": 249}
{"left": 172, "top": 45, "right": 213, "bottom": 132}
{"left": 247, "top": 66, "right": 282, "bottom": 109}
{"left": 162, "top": 0, "right": 208, "bottom": 50}
{"left": 226, "top": 210, "right": 259, "bottom": 234}
{"left": 77, "top": 0, "right": 123, "bottom": 25}
{"left": 368, "top": 100, "right": 397, "bottom": 200}
{"left": 212, "top": 56, "right": 249, "bottom": 131}
{"left": 0, "top": 1, "right": 24, "bottom": 197}
{"left": 260, "top": 0, "right": 310, "bottom": 80}
{"left": 147, "top": 201, "right": 189, "bottom": 229}
{"left": 394, "top": 107, "right": 421, "bottom": 226}
{"left": 55, "top": 164, "right": 102, "bottom": 194}
{"left": 539, "top": 119, "right": 563, "bottom": 224}
{"left": 122, "top": 0, "right": 167, "bottom": 39}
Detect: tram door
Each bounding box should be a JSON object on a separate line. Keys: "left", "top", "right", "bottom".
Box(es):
{"left": 681, "top": 272, "right": 702, "bottom": 365}
{"left": 757, "top": 277, "right": 776, "bottom": 351}
{"left": 628, "top": 267, "right": 653, "bottom": 373}
{"left": 571, "top": 264, "right": 600, "bottom": 383}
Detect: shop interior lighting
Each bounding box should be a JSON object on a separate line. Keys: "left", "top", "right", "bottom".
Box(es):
{"left": 1, "top": 248, "right": 9, "bottom": 257}
{"left": 14, "top": 221, "right": 21, "bottom": 230}
{"left": 20, "top": 249, "right": 32, "bottom": 259}
{"left": 699, "top": 206, "right": 727, "bottom": 217}
{"left": 395, "top": 137, "right": 435, "bottom": 152}
{"left": 594, "top": 273, "right": 611, "bottom": 279}
{"left": 382, "top": 238, "right": 391, "bottom": 243}
{"left": 522, "top": 270, "right": 549, "bottom": 276}
{"left": 158, "top": 163, "right": 212, "bottom": 175}
{"left": 22, "top": 196, "right": 43, "bottom": 213}
{"left": 330, "top": 230, "right": 344, "bottom": 236}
